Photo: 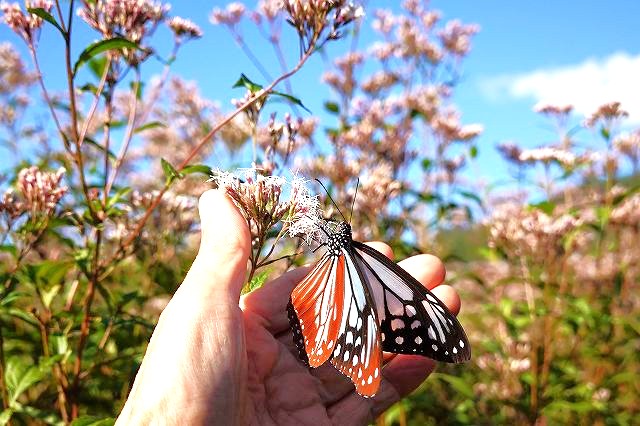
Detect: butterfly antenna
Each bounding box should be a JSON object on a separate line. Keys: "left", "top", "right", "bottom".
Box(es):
{"left": 315, "top": 179, "right": 348, "bottom": 222}
{"left": 349, "top": 178, "right": 359, "bottom": 225}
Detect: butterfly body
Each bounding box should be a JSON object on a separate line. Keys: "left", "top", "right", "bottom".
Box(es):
{"left": 288, "top": 220, "right": 470, "bottom": 397}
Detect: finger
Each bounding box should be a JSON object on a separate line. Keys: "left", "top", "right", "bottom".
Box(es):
{"left": 241, "top": 241, "right": 394, "bottom": 334}
{"left": 241, "top": 266, "right": 310, "bottom": 333}
{"left": 396, "top": 253, "right": 446, "bottom": 290}
{"left": 365, "top": 241, "right": 394, "bottom": 260}
{"left": 180, "top": 189, "right": 251, "bottom": 305}
{"left": 328, "top": 285, "right": 461, "bottom": 424}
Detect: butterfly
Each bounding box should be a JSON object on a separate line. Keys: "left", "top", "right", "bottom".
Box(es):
{"left": 286, "top": 195, "right": 471, "bottom": 397}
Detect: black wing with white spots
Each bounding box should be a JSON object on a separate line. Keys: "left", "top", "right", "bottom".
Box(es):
{"left": 351, "top": 241, "right": 470, "bottom": 363}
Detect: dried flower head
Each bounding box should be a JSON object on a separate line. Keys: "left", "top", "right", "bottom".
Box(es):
{"left": 167, "top": 16, "right": 202, "bottom": 40}
{"left": 533, "top": 102, "right": 573, "bottom": 117}
{"left": 284, "top": 0, "right": 364, "bottom": 51}
{"left": 438, "top": 19, "right": 479, "bottom": 57}
{"left": 518, "top": 146, "right": 577, "bottom": 167}
{"left": 0, "top": 42, "right": 36, "bottom": 95}
{"left": 209, "top": 2, "right": 245, "bottom": 26}
{"left": 14, "top": 166, "right": 67, "bottom": 219}
{"left": 613, "top": 131, "right": 640, "bottom": 167}
{"left": 489, "top": 203, "right": 581, "bottom": 261}
{"left": 583, "top": 101, "right": 629, "bottom": 128}
{"left": 0, "top": 0, "right": 53, "bottom": 45}
{"left": 497, "top": 142, "right": 523, "bottom": 165}
{"left": 0, "top": 189, "right": 24, "bottom": 220}
{"left": 78, "top": 0, "right": 169, "bottom": 63}
{"left": 210, "top": 169, "right": 322, "bottom": 243}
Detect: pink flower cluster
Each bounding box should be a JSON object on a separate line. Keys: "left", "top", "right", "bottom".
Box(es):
{"left": 78, "top": 0, "right": 169, "bottom": 63}
{"left": 0, "top": 0, "right": 53, "bottom": 44}
{"left": 0, "top": 166, "right": 67, "bottom": 220}
{"left": 167, "top": 16, "right": 202, "bottom": 39}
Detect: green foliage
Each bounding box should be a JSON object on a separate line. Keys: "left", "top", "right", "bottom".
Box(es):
{"left": 73, "top": 38, "right": 141, "bottom": 76}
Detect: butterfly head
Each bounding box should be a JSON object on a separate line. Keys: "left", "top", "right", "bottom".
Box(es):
{"left": 325, "top": 221, "right": 352, "bottom": 256}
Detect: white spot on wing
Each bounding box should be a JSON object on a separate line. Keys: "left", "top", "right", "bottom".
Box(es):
{"left": 391, "top": 318, "right": 405, "bottom": 330}
{"left": 406, "top": 305, "right": 417, "bottom": 317}
{"left": 346, "top": 332, "right": 354, "bottom": 344}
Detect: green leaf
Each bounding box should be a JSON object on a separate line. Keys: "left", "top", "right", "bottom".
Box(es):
{"left": 71, "top": 416, "right": 115, "bottom": 426}
{"left": 133, "top": 121, "right": 166, "bottom": 134}
{"left": 37, "top": 260, "right": 73, "bottom": 287}
{"left": 88, "top": 57, "right": 108, "bottom": 80}
{"left": 6, "top": 308, "right": 38, "bottom": 327}
{"left": 1, "top": 291, "right": 25, "bottom": 307}
{"left": 420, "top": 158, "right": 433, "bottom": 171}
{"left": 11, "top": 403, "right": 61, "bottom": 425}
{"left": 41, "top": 284, "right": 61, "bottom": 309}
{"left": 181, "top": 164, "right": 212, "bottom": 176}
{"left": 595, "top": 205, "right": 612, "bottom": 228}
{"left": 84, "top": 137, "right": 116, "bottom": 159}
{"left": 0, "top": 245, "right": 17, "bottom": 258}
{"left": 324, "top": 101, "right": 340, "bottom": 114}
{"left": 270, "top": 91, "right": 311, "bottom": 113}
{"left": 470, "top": 145, "right": 478, "bottom": 158}
{"left": 78, "top": 83, "right": 99, "bottom": 95}
{"left": 5, "top": 358, "right": 45, "bottom": 404}
{"left": 458, "top": 190, "right": 483, "bottom": 207}
{"left": 529, "top": 200, "right": 555, "bottom": 215}
{"left": 0, "top": 409, "right": 13, "bottom": 426}
{"left": 161, "top": 158, "right": 182, "bottom": 185}
{"left": 433, "top": 373, "right": 474, "bottom": 399}
{"left": 130, "top": 80, "right": 144, "bottom": 100}
{"left": 106, "top": 187, "right": 132, "bottom": 209}
{"left": 27, "top": 8, "right": 65, "bottom": 37}
{"left": 232, "top": 73, "right": 263, "bottom": 92}
{"left": 74, "top": 38, "right": 140, "bottom": 76}
{"left": 243, "top": 271, "right": 268, "bottom": 294}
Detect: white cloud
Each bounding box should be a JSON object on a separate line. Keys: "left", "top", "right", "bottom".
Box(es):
{"left": 480, "top": 52, "right": 640, "bottom": 124}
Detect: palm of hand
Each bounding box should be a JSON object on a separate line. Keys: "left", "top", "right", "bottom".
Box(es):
{"left": 116, "top": 191, "right": 460, "bottom": 426}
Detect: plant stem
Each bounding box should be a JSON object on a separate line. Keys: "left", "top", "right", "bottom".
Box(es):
{"left": 105, "top": 69, "right": 141, "bottom": 196}
{"left": 77, "top": 57, "right": 112, "bottom": 150}
{"left": 70, "top": 229, "right": 102, "bottom": 419}
{"left": 0, "top": 324, "right": 9, "bottom": 415}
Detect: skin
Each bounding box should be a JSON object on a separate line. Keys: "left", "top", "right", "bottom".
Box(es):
{"left": 116, "top": 189, "right": 463, "bottom": 426}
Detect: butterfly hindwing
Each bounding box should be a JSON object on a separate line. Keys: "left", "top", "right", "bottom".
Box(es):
{"left": 351, "top": 241, "right": 471, "bottom": 363}
{"left": 288, "top": 254, "right": 345, "bottom": 367}
{"left": 329, "top": 249, "right": 382, "bottom": 397}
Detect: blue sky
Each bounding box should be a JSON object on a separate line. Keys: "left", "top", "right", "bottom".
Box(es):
{"left": 2, "top": 0, "right": 640, "bottom": 186}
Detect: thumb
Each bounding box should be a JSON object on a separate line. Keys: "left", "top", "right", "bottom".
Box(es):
{"left": 181, "top": 189, "right": 251, "bottom": 303}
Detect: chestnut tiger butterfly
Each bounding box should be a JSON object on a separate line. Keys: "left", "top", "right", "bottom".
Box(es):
{"left": 287, "top": 182, "right": 471, "bottom": 397}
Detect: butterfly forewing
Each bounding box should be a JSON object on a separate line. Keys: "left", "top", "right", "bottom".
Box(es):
{"left": 329, "top": 249, "right": 382, "bottom": 397}
{"left": 351, "top": 241, "right": 471, "bottom": 363}
{"left": 288, "top": 254, "right": 345, "bottom": 367}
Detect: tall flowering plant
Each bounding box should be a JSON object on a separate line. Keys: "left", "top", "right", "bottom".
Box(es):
{"left": 0, "top": 0, "right": 363, "bottom": 423}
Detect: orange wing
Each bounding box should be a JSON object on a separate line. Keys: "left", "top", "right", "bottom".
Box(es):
{"left": 290, "top": 254, "right": 345, "bottom": 367}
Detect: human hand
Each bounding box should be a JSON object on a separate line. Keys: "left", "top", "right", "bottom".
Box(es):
{"left": 116, "top": 189, "right": 462, "bottom": 425}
